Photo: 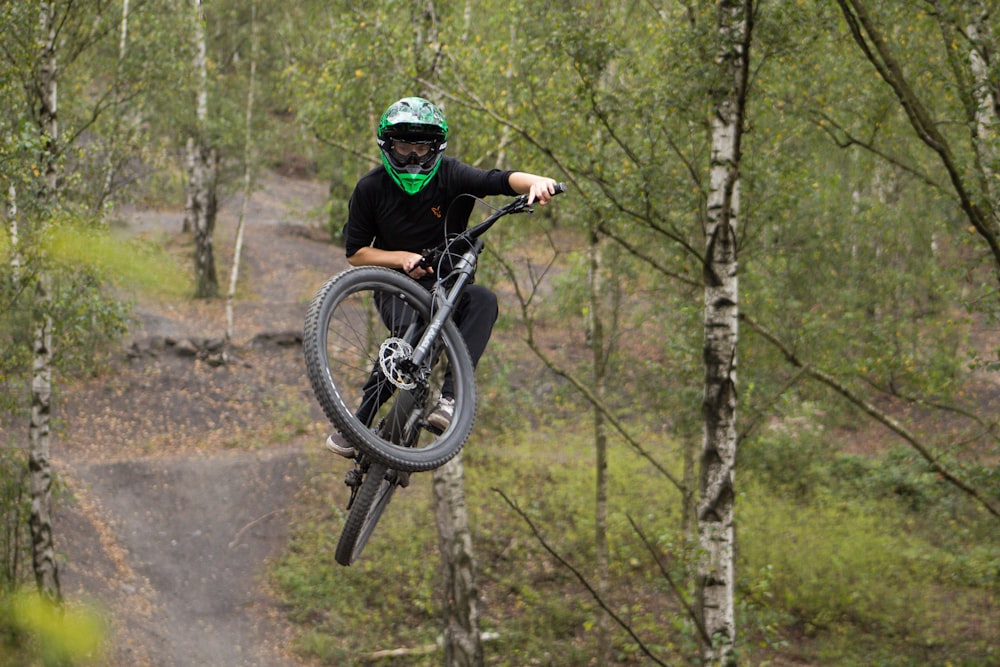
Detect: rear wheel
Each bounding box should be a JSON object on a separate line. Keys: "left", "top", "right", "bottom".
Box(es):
{"left": 334, "top": 461, "right": 397, "bottom": 566}
{"left": 303, "top": 267, "right": 476, "bottom": 472}
{"left": 333, "top": 387, "right": 421, "bottom": 566}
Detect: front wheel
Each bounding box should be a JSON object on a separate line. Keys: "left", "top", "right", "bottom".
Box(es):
{"left": 303, "top": 267, "right": 477, "bottom": 472}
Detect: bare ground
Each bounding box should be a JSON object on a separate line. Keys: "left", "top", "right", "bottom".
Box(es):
{"left": 51, "top": 173, "right": 339, "bottom": 666}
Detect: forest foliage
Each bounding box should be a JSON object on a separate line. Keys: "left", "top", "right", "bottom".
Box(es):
{"left": 1, "top": 0, "right": 998, "bottom": 665}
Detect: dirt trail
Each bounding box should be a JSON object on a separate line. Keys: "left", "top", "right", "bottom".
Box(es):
{"left": 51, "top": 173, "right": 341, "bottom": 666}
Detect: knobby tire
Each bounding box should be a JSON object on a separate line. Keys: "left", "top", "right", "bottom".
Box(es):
{"left": 333, "top": 385, "right": 421, "bottom": 565}
{"left": 303, "top": 267, "right": 476, "bottom": 473}
{"left": 334, "top": 461, "right": 396, "bottom": 566}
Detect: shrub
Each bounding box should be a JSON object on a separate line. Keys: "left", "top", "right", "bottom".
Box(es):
{"left": 738, "top": 481, "right": 998, "bottom": 664}
{"left": 0, "top": 591, "right": 106, "bottom": 666}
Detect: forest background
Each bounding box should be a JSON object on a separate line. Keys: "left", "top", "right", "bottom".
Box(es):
{"left": 1, "top": 0, "right": 998, "bottom": 665}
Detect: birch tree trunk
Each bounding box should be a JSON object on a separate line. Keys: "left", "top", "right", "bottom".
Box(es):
{"left": 27, "top": 0, "right": 62, "bottom": 604}
{"left": 185, "top": 0, "right": 219, "bottom": 298}
{"left": 433, "top": 453, "right": 482, "bottom": 667}
{"left": 966, "top": 0, "right": 999, "bottom": 219}
{"left": 29, "top": 274, "right": 60, "bottom": 604}
{"left": 698, "top": 1, "right": 751, "bottom": 664}
{"left": 37, "top": 1, "right": 59, "bottom": 195}
{"left": 837, "top": 0, "right": 1000, "bottom": 279}
{"left": 97, "top": 0, "right": 131, "bottom": 220}
{"left": 226, "top": 0, "right": 258, "bottom": 346}
{"left": 7, "top": 186, "right": 19, "bottom": 282}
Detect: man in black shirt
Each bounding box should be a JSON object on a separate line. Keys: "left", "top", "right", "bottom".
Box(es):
{"left": 327, "top": 96, "right": 559, "bottom": 457}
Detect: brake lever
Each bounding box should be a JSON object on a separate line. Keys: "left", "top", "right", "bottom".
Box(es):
{"left": 417, "top": 248, "right": 440, "bottom": 271}
{"left": 509, "top": 183, "right": 567, "bottom": 213}
{"left": 506, "top": 195, "right": 533, "bottom": 215}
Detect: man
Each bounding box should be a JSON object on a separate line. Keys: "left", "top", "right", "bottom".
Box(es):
{"left": 326, "top": 96, "right": 558, "bottom": 457}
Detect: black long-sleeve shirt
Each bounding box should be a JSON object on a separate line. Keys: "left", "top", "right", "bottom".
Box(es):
{"left": 344, "top": 157, "right": 516, "bottom": 258}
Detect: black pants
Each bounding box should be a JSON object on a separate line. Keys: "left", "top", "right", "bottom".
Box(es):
{"left": 442, "top": 283, "right": 499, "bottom": 370}
{"left": 355, "top": 283, "right": 498, "bottom": 426}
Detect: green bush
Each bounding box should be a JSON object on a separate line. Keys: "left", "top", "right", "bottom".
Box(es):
{"left": 271, "top": 453, "right": 441, "bottom": 664}
{"left": 274, "top": 421, "right": 693, "bottom": 665}
{"left": 738, "top": 400, "right": 834, "bottom": 501}
{"left": 0, "top": 590, "right": 106, "bottom": 666}
{"left": 738, "top": 481, "right": 998, "bottom": 665}
{"left": 740, "top": 487, "right": 931, "bottom": 631}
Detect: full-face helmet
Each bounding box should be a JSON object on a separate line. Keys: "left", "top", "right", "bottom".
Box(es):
{"left": 377, "top": 97, "right": 449, "bottom": 195}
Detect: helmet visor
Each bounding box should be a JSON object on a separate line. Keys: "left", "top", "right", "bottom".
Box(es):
{"left": 385, "top": 137, "right": 442, "bottom": 171}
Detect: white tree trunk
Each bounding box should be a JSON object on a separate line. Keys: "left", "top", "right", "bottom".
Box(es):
{"left": 416, "top": 15, "right": 481, "bottom": 660}
{"left": 967, "top": 1, "right": 999, "bottom": 224}
{"left": 698, "top": 1, "right": 750, "bottom": 665}
{"left": 7, "top": 186, "right": 19, "bottom": 282}
{"left": 185, "top": 138, "right": 219, "bottom": 298}
{"left": 226, "top": 0, "right": 258, "bottom": 345}
{"left": 37, "top": 0, "right": 58, "bottom": 195}
{"left": 587, "top": 232, "right": 612, "bottom": 663}
{"left": 97, "top": 0, "right": 131, "bottom": 219}
{"left": 28, "top": 274, "right": 60, "bottom": 604}
{"left": 185, "top": 0, "right": 219, "bottom": 298}
{"left": 432, "top": 454, "right": 483, "bottom": 667}
{"left": 27, "top": 0, "right": 62, "bottom": 604}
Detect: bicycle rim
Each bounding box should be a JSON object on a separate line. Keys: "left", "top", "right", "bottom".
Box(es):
{"left": 303, "top": 267, "right": 477, "bottom": 472}
{"left": 335, "top": 462, "right": 396, "bottom": 566}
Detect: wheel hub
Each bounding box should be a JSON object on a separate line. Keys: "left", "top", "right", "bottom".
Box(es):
{"left": 379, "top": 337, "right": 416, "bottom": 389}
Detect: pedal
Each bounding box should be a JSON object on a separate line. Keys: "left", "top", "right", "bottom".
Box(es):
{"left": 421, "top": 420, "right": 443, "bottom": 436}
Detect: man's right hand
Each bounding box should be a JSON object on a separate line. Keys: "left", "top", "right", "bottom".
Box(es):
{"left": 402, "top": 251, "right": 432, "bottom": 279}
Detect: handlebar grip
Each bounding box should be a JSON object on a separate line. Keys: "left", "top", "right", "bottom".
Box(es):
{"left": 553, "top": 182, "right": 567, "bottom": 195}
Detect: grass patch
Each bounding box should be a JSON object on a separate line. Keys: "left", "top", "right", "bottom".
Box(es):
{"left": 224, "top": 387, "right": 313, "bottom": 450}
{"left": 47, "top": 221, "right": 191, "bottom": 299}
{"left": 272, "top": 450, "right": 442, "bottom": 664}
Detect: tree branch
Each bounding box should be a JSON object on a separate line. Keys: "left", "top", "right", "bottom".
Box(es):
{"left": 418, "top": 70, "right": 580, "bottom": 193}
{"left": 627, "top": 514, "right": 711, "bottom": 645}
{"left": 596, "top": 222, "right": 702, "bottom": 289}
{"left": 836, "top": 0, "right": 1000, "bottom": 276}
{"left": 493, "top": 489, "right": 670, "bottom": 666}
{"left": 741, "top": 311, "right": 1000, "bottom": 519}
{"left": 810, "top": 109, "right": 949, "bottom": 193}
{"left": 491, "top": 248, "right": 686, "bottom": 493}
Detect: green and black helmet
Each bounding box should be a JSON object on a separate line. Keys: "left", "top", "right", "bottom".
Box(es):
{"left": 377, "top": 97, "right": 449, "bottom": 195}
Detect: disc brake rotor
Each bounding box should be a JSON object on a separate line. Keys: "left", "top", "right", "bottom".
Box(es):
{"left": 379, "top": 337, "right": 416, "bottom": 389}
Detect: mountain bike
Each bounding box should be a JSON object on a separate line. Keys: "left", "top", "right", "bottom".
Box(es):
{"left": 303, "top": 185, "right": 565, "bottom": 566}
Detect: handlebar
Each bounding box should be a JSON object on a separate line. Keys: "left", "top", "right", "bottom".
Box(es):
{"left": 418, "top": 183, "right": 567, "bottom": 272}
{"left": 466, "top": 181, "right": 567, "bottom": 240}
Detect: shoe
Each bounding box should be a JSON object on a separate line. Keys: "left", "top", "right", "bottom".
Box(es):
{"left": 325, "top": 432, "right": 356, "bottom": 458}
{"left": 426, "top": 396, "right": 455, "bottom": 432}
